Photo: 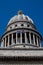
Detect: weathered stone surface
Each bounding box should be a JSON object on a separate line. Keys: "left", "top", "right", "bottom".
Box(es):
{"left": 0, "top": 48, "right": 43, "bottom": 57}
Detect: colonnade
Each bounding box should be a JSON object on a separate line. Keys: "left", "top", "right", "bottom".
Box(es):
{"left": 1, "top": 32, "right": 41, "bottom": 47}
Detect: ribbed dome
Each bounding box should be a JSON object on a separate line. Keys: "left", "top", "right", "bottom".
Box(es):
{"left": 8, "top": 10, "right": 34, "bottom": 25}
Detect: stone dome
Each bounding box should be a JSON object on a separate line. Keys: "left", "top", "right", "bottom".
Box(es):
{"left": 1, "top": 10, "right": 42, "bottom": 48}
{"left": 8, "top": 10, "right": 34, "bottom": 26}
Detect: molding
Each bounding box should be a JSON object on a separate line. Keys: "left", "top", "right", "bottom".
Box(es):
{"left": 1, "top": 28, "right": 42, "bottom": 40}
{"left": 0, "top": 47, "right": 43, "bottom": 50}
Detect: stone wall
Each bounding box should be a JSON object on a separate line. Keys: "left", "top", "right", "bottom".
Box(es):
{"left": 0, "top": 48, "right": 43, "bottom": 57}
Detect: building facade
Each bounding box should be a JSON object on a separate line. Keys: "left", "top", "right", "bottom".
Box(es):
{"left": 0, "top": 10, "right": 43, "bottom": 65}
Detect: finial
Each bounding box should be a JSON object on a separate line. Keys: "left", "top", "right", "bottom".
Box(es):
{"left": 18, "top": 10, "right": 23, "bottom": 15}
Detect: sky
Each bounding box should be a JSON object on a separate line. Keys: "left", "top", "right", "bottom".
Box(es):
{"left": 0, "top": 0, "right": 43, "bottom": 46}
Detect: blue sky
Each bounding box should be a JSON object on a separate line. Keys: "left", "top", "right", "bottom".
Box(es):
{"left": 0, "top": 0, "right": 43, "bottom": 46}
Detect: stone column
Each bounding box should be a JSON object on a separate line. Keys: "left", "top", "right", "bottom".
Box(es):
{"left": 1, "top": 39, "right": 4, "bottom": 47}
{"left": 25, "top": 32, "right": 27, "bottom": 44}
{"left": 5, "top": 37, "right": 6, "bottom": 48}
{"left": 20, "top": 32, "right": 22, "bottom": 44}
{"left": 16, "top": 33, "right": 17, "bottom": 44}
{"left": 8, "top": 35, "right": 9, "bottom": 47}
{"left": 29, "top": 32, "right": 32, "bottom": 44}
{"left": 36, "top": 36, "right": 39, "bottom": 46}
{"left": 1, "top": 41, "right": 3, "bottom": 47}
{"left": 40, "top": 39, "right": 41, "bottom": 47}
{"left": 33, "top": 34, "right": 35, "bottom": 45}
{"left": 12, "top": 33, "right": 13, "bottom": 45}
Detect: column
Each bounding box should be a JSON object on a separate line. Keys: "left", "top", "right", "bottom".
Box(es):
{"left": 5, "top": 37, "right": 6, "bottom": 48}
{"left": 36, "top": 36, "right": 39, "bottom": 46}
{"left": 12, "top": 33, "right": 13, "bottom": 45}
{"left": 20, "top": 32, "right": 22, "bottom": 44}
{"left": 40, "top": 39, "right": 41, "bottom": 47}
{"left": 8, "top": 35, "right": 9, "bottom": 47}
{"left": 33, "top": 34, "right": 35, "bottom": 45}
{"left": 29, "top": 32, "right": 32, "bottom": 44}
{"left": 16, "top": 33, "right": 17, "bottom": 44}
{"left": 25, "top": 32, "right": 27, "bottom": 44}
{"left": 1, "top": 40, "right": 2, "bottom": 47}
{"left": 1, "top": 39, "right": 4, "bottom": 47}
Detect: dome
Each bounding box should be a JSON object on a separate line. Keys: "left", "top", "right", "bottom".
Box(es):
{"left": 8, "top": 10, "right": 34, "bottom": 25}
{"left": 1, "top": 10, "right": 42, "bottom": 48}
